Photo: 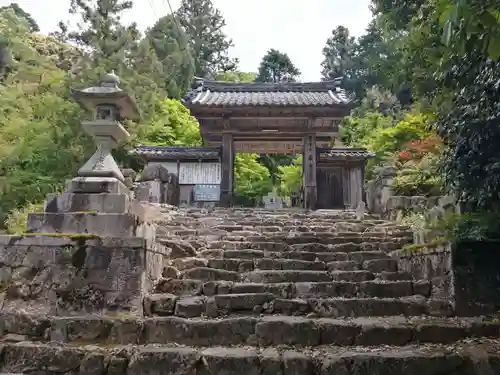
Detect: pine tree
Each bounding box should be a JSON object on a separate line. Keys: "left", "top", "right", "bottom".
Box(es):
{"left": 66, "top": 0, "right": 137, "bottom": 74}
{"left": 320, "top": 26, "right": 356, "bottom": 81}
{"left": 147, "top": 14, "right": 194, "bottom": 98}
{"left": 176, "top": 0, "right": 237, "bottom": 77}
{"left": 255, "top": 49, "right": 300, "bottom": 83}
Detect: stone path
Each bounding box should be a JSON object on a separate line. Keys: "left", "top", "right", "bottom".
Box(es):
{"left": 2, "top": 207, "right": 500, "bottom": 374}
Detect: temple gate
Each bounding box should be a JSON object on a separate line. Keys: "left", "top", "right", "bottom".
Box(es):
{"left": 182, "top": 79, "right": 373, "bottom": 209}
{"left": 133, "top": 79, "right": 374, "bottom": 209}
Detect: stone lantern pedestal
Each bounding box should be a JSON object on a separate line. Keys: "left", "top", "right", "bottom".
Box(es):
{"left": 25, "top": 72, "right": 154, "bottom": 240}
{"left": 0, "top": 73, "right": 171, "bottom": 316}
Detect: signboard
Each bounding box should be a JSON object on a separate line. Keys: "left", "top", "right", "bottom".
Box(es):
{"left": 179, "top": 162, "right": 221, "bottom": 184}
{"left": 194, "top": 184, "right": 220, "bottom": 202}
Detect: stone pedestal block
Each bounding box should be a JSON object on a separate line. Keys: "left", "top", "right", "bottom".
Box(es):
{"left": 26, "top": 212, "right": 155, "bottom": 240}
{"left": 135, "top": 180, "right": 164, "bottom": 203}
{"left": 45, "top": 192, "right": 132, "bottom": 214}
{"left": 66, "top": 177, "right": 129, "bottom": 194}
{"left": 0, "top": 235, "right": 168, "bottom": 315}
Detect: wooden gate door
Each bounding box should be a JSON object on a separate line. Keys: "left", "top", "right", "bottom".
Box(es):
{"left": 316, "top": 168, "right": 344, "bottom": 209}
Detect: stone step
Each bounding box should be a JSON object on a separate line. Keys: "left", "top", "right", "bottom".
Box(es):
{"left": 155, "top": 279, "right": 430, "bottom": 299}
{"left": 175, "top": 257, "right": 399, "bottom": 274}
{"left": 206, "top": 258, "right": 327, "bottom": 271}
{"left": 198, "top": 249, "right": 394, "bottom": 264}
{"left": 3, "top": 312, "right": 500, "bottom": 349}
{"left": 202, "top": 238, "right": 411, "bottom": 250}
{"left": 3, "top": 340, "right": 500, "bottom": 375}
{"left": 145, "top": 294, "right": 451, "bottom": 318}
{"left": 242, "top": 270, "right": 333, "bottom": 283}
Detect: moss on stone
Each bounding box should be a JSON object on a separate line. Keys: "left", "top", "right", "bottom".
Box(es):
{"left": 21, "top": 232, "right": 100, "bottom": 240}
{"left": 402, "top": 236, "right": 450, "bottom": 253}
{"left": 68, "top": 211, "right": 98, "bottom": 215}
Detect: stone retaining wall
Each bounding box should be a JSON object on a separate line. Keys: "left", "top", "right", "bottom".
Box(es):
{"left": 135, "top": 164, "right": 179, "bottom": 205}
{"left": 0, "top": 235, "right": 168, "bottom": 315}
{"left": 391, "top": 241, "right": 500, "bottom": 316}
{"left": 365, "top": 166, "right": 456, "bottom": 221}
{"left": 384, "top": 195, "right": 456, "bottom": 221}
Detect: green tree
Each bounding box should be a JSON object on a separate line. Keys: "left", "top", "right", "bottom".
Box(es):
{"left": 321, "top": 26, "right": 356, "bottom": 80}
{"left": 371, "top": 0, "right": 426, "bottom": 31}
{"left": 66, "top": 0, "right": 137, "bottom": 69}
{"left": 0, "top": 3, "right": 39, "bottom": 32}
{"left": 438, "top": 0, "right": 500, "bottom": 61}
{"left": 215, "top": 71, "right": 256, "bottom": 82}
{"left": 255, "top": 49, "right": 301, "bottom": 83}
{"left": 177, "top": 0, "right": 237, "bottom": 77}
{"left": 278, "top": 156, "right": 303, "bottom": 197}
{"left": 61, "top": 0, "right": 171, "bottom": 118}
{"left": 0, "top": 8, "right": 93, "bottom": 227}
{"left": 234, "top": 154, "right": 273, "bottom": 203}
{"left": 138, "top": 99, "right": 201, "bottom": 146}
{"left": 147, "top": 14, "right": 194, "bottom": 98}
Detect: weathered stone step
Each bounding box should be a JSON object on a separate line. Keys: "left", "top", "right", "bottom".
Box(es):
{"left": 242, "top": 270, "right": 333, "bottom": 283}
{"left": 3, "top": 312, "right": 500, "bottom": 348}
{"left": 203, "top": 238, "right": 410, "bottom": 250}
{"left": 156, "top": 278, "right": 430, "bottom": 299}
{"left": 203, "top": 257, "right": 327, "bottom": 272}
{"left": 2, "top": 339, "right": 500, "bottom": 375}
{"left": 198, "top": 249, "right": 394, "bottom": 264}
{"left": 145, "top": 293, "right": 451, "bottom": 318}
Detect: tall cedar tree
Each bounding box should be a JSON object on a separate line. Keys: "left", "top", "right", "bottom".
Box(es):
{"left": 60, "top": 0, "right": 171, "bottom": 117}
{"left": 176, "top": 0, "right": 237, "bottom": 78}
{"left": 147, "top": 15, "right": 194, "bottom": 98}
{"left": 321, "top": 26, "right": 356, "bottom": 81}
{"left": 66, "top": 0, "right": 137, "bottom": 72}
{"left": 255, "top": 49, "right": 300, "bottom": 83}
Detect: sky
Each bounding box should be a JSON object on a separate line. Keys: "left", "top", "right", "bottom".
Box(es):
{"left": 5, "top": 0, "right": 373, "bottom": 81}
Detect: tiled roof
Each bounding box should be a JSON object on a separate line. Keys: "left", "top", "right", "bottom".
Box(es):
{"left": 132, "top": 146, "right": 220, "bottom": 160}
{"left": 183, "top": 79, "right": 353, "bottom": 107}
{"left": 318, "top": 148, "right": 375, "bottom": 159}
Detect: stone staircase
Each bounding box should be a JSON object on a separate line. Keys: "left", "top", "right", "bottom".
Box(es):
{"left": 2, "top": 208, "right": 500, "bottom": 374}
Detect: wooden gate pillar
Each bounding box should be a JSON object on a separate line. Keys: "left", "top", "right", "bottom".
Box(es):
{"left": 220, "top": 132, "right": 234, "bottom": 206}
{"left": 303, "top": 133, "right": 317, "bottom": 210}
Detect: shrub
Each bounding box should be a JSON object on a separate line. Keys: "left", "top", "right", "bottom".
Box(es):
{"left": 5, "top": 201, "right": 44, "bottom": 234}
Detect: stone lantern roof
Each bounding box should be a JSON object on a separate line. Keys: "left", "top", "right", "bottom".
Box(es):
{"left": 71, "top": 71, "right": 141, "bottom": 121}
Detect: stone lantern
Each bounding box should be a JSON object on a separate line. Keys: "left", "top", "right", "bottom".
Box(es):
{"left": 71, "top": 71, "right": 140, "bottom": 183}
{"left": 25, "top": 72, "right": 156, "bottom": 239}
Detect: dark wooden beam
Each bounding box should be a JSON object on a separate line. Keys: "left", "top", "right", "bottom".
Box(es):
{"left": 191, "top": 106, "right": 350, "bottom": 118}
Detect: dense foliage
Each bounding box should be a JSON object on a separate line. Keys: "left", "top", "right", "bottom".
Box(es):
{"left": 255, "top": 49, "right": 301, "bottom": 83}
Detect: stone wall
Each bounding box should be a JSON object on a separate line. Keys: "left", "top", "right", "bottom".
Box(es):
{"left": 384, "top": 195, "right": 456, "bottom": 221}
{"left": 365, "top": 166, "right": 397, "bottom": 215}
{"left": 135, "top": 163, "right": 179, "bottom": 205}
{"left": 391, "top": 241, "right": 500, "bottom": 316}
{"left": 365, "top": 165, "right": 457, "bottom": 222}
{"left": 0, "top": 235, "right": 168, "bottom": 315}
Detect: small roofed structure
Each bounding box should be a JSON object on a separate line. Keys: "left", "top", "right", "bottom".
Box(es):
{"left": 317, "top": 148, "right": 375, "bottom": 209}
{"left": 183, "top": 78, "right": 355, "bottom": 208}
{"left": 132, "top": 145, "right": 222, "bottom": 206}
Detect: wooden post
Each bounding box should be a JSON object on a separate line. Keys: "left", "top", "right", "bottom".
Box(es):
{"left": 361, "top": 160, "right": 367, "bottom": 203}
{"left": 220, "top": 132, "right": 234, "bottom": 206}
{"left": 303, "top": 133, "right": 317, "bottom": 210}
